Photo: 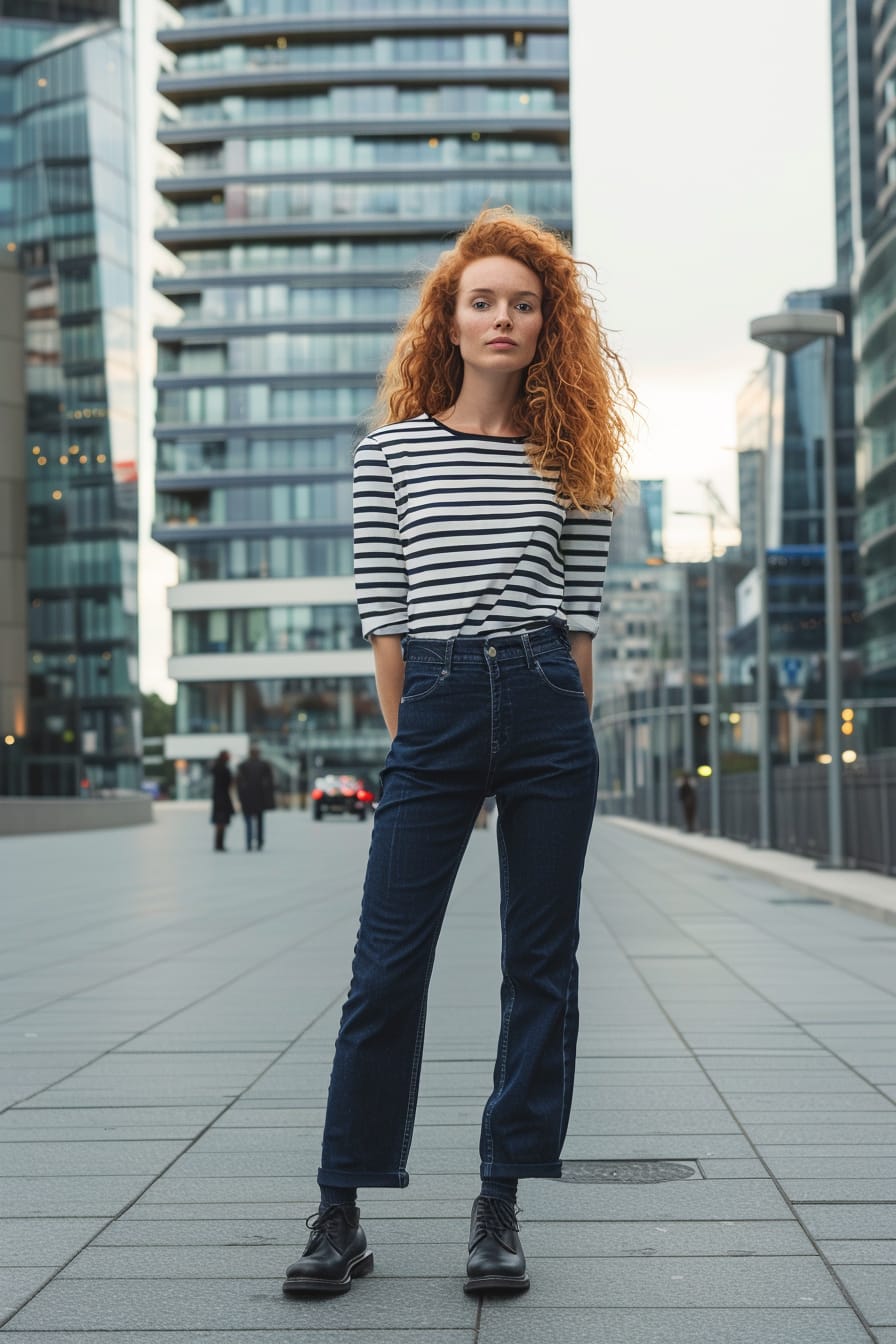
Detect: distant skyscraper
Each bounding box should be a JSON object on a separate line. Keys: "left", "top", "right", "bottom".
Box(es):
{"left": 640, "top": 479, "right": 665, "bottom": 561}
{"left": 830, "top": 0, "right": 875, "bottom": 286}
{"left": 1, "top": 1, "right": 141, "bottom": 797}
{"left": 853, "top": 0, "right": 896, "bottom": 694}
{"left": 152, "top": 0, "right": 572, "bottom": 791}
{"left": 610, "top": 479, "right": 664, "bottom": 567}
{"left": 730, "top": 286, "right": 862, "bottom": 696}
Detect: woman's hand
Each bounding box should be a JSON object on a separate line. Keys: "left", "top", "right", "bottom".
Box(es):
{"left": 371, "top": 634, "right": 406, "bottom": 740}
{"left": 568, "top": 632, "right": 594, "bottom": 711}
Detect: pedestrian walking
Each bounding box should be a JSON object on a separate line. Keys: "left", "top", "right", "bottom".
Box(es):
{"left": 282, "top": 207, "right": 631, "bottom": 1299}
{"left": 676, "top": 772, "right": 698, "bottom": 833}
{"left": 210, "top": 750, "right": 235, "bottom": 852}
{"left": 236, "top": 745, "right": 275, "bottom": 851}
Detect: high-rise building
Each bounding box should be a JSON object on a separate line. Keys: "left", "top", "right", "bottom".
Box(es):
{"left": 153, "top": 0, "right": 572, "bottom": 793}
{"left": 730, "top": 286, "right": 863, "bottom": 705}
{"left": 854, "top": 0, "right": 896, "bottom": 695}
{"left": 0, "top": 251, "right": 26, "bottom": 794}
{"left": 830, "top": 0, "right": 876, "bottom": 287}
{"left": 1, "top": 1, "right": 141, "bottom": 797}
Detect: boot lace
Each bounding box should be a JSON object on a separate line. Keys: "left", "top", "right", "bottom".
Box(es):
{"left": 470, "top": 1196, "right": 520, "bottom": 1252}
{"left": 304, "top": 1205, "right": 350, "bottom": 1253}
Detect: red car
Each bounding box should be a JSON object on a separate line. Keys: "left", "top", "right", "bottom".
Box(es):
{"left": 311, "top": 774, "right": 374, "bottom": 821}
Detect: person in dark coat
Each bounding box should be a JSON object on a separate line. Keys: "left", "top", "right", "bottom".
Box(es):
{"left": 236, "top": 746, "right": 275, "bottom": 851}
{"left": 211, "top": 750, "right": 235, "bottom": 851}
{"left": 676, "top": 773, "right": 697, "bottom": 833}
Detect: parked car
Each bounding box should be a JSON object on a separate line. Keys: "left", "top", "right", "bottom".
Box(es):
{"left": 311, "top": 773, "right": 374, "bottom": 821}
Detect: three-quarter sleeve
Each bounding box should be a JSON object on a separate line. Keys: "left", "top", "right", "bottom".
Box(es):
{"left": 353, "top": 436, "right": 409, "bottom": 639}
{"left": 559, "top": 509, "right": 613, "bottom": 637}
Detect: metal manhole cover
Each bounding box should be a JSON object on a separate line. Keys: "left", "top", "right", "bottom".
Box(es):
{"left": 561, "top": 1160, "right": 700, "bottom": 1184}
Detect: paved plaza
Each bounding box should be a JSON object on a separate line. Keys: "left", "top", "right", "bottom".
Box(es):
{"left": 2, "top": 803, "right": 896, "bottom": 1342}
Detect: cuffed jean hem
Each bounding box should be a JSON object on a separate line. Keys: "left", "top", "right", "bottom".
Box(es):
{"left": 317, "top": 1165, "right": 410, "bottom": 1189}
{"left": 480, "top": 1159, "right": 563, "bottom": 1180}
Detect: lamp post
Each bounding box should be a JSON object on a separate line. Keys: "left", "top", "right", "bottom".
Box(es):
{"left": 295, "top": 711, "right": 313, "bottom": 810}
{"left": 749, "top": 309, "right": 846, "bottom": 869}
{"left": 681, "top": 567, "right": 695, "bottom": 773}
{"left": 676, "top": 510, "right": 721, "bottom": 836}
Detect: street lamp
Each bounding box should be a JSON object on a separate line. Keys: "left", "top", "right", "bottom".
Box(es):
{"left": 749, "top": 309, "right": 846, "bottom": 868}
{"left": 681, "top": 567, "right": 695, "bottom": 774}
{"left": 675, "top": 510, "right": 721, "bottom": 837}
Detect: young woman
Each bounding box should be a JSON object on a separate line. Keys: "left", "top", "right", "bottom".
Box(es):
{"left": 283, "top": 207, "right": 631, "bottom": 1298}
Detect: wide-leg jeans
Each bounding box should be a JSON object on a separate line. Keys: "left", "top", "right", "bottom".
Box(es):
{"left": 318, "top": 622, "right": 598, "bottom": 1187}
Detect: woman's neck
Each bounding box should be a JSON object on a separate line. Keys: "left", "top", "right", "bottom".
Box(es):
{"left": 437, "top": 371, "right": 523, "bottom": 439}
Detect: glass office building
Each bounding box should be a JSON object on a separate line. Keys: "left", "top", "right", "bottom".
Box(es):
{"left": 855, "top": 0, "right": 896, "bottom": 693}
{"left": 153, "top": 0, "right": 572, "bottom": 790}
{"left": 730, "top": 287, "right": 863, "bottom": 701}
{"left": 1, "top": 1, "right": 141, "bottom": 796}
{"left": 831, "top": 0, "right": 875, "bottom": 287}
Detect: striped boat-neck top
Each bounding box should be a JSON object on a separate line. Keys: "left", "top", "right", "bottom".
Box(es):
{"left": 352, "top": 413, "right": 612, "bottom": 640}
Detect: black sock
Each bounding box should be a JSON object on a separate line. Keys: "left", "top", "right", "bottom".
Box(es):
{"left": 319, "top": 1183, "right": 357, "bottom": 1212}
{"left": 480, "top": 1176, "right": 518, "bottom": 1204}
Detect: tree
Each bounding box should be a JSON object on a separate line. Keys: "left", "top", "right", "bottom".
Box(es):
{"left": 140, "top": 693, "right": 175, "bottom": 795}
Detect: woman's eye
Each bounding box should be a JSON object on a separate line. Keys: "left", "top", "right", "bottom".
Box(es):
{"left": 472, "top": 300, "right": 489, "bottom": 310}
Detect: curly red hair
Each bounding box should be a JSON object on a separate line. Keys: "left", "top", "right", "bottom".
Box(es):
{"left": 373, "top": 206, "right": 633, "bottom": 510}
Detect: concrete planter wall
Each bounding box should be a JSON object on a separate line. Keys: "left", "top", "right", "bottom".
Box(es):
{"left": 0, "top": 798, "right": 154, "bottom": 837}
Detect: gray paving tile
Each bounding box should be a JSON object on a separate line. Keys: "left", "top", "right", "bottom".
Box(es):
{"left": 476, "top": 1308, "right": 871, "bottom": 1344}
{"left": 0, "top": 1141, "right": 189, "bottom": 1177}
{"left": 831, "top": 1264, "right": 896, "bottom": 1325}
{"left": 0, "top": 1219, "right": 105, "bottom": 1267}
{"left": 0, "top": 1176, "right": 152, "bottom": 1217}
{"left": 4, "top": 1276, "right": 477, "bottom": 1332}
{"left": 84, "top": 1217, "right": 817, "bottom": 1258}
{"left": 0, "top": 1265, "right": 55, "bottom": 1319}
{"left": 0, "top": 1335, "right": 473, "bottom": 1343}
{"left": 762, "top": 1156, "right": 896, "bottom": 1178}
{"left": 784, "top": 1178, "right": 896, "bottom": 1201}
{"left": 820, "top": 1240, "right": 896, "bottom": 1264}
{"left": 798, "top": 1205, "right": 896, "bottom": 1239}
{"left": 695, "top": 1159, "right": 769, "bottom": 1178}
{"left": 5, "top": 801, "right": 893, "bottom": 1340}
{"left": 745, "top": 1123, "right": 896, "bottom": 1144}
{"left": 0, "top": 1107, "right": 221, "bottom": 1132}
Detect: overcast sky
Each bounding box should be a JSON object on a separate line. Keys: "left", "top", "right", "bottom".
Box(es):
{"left": 570, "top": 0, "right": 835, "bottom": 555}
{"left": 138, "top": 0, "right": 836, "bottom": 697}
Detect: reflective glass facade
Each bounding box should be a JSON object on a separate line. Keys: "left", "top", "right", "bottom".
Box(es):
{"left": 730, "top": 287, "right": 862, "bottom": 692}
{"left": 154, "top": 1, "right": 571, "bottom": 785}
{"left": 1, "top": 3, "right": 141, "bottom": 797}
{"left": 855, "top": 0, "right": 896, "bottom": 690}
{"left": 831, "top": 0, "right": 874, "bottom": 285}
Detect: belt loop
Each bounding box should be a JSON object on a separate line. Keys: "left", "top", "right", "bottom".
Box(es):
{"left": 520, "top": 629, "right": 535, "bottom": 669}
{"left": 444, "top": 635, "right": 455, "bottom": 674}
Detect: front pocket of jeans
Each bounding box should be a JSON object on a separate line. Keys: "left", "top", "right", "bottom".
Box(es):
{"left": 534, "top": 653, "right": 585, "bottom": 698}
{"left": 400, "top": 664, "right": 448, "bottom": 703}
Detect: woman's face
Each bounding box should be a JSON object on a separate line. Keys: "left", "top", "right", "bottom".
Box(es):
{"left": 450, "top": 255, "right": 544, "bottom": 376}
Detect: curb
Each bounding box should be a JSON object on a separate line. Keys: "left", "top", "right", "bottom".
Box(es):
{"left": 600, "top": 815, "right": 896, "bottom": 926}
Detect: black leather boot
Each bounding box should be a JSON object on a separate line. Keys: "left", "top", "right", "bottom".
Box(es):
{"left": 282, "top": 1205, "right": 373, "bottom": 1295}
{"left": 463, "top": 1195, "right": 530, "bottom": 1294}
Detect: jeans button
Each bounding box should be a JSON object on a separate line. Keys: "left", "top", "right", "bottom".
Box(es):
{"left": 487, "top": 646, "right": 497, "bottom": 658}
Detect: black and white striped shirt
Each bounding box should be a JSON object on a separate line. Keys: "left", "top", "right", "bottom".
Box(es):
{"left": 353, "top": 414, "right": 612, "bottom": 640}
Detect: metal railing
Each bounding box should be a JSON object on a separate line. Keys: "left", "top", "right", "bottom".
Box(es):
{"left": 599, "top": 755, "right": 896, "bottom": 876}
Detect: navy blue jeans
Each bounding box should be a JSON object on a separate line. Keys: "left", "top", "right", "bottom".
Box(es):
{"left": 318, "top": 623, "right": 598, "bottom": 1187}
